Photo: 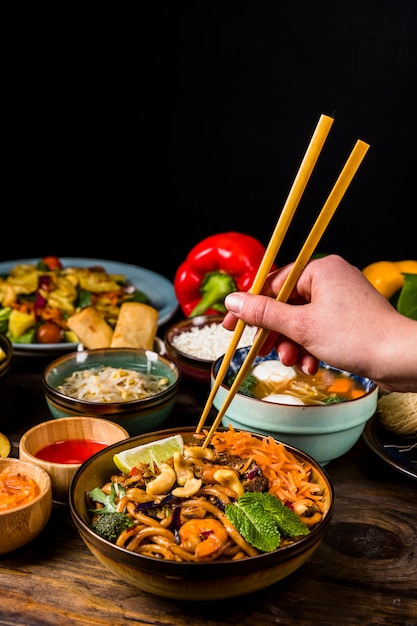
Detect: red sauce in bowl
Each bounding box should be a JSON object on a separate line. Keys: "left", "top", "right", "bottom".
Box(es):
{"left": 35, "top": 439, "right": 107, "bottom": 464}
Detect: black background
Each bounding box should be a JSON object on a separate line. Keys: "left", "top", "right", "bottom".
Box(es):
{"left": 4, "top": 1, "right": 417, "bottom": 280}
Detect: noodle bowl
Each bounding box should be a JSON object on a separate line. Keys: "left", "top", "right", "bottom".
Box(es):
{"left": 69, "top": 427, "right": 334, "bottom": 600}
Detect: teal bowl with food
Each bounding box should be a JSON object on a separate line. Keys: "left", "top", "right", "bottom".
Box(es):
{"left": 211, "top": 348, "right": 378, "bottom": 466}
{"left": 42, "top": 348, "right": 181, "bottom": 436}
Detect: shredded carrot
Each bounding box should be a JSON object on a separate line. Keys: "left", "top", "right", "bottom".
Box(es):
{"left": 209, "top": 427, "right": 325, "bottom": 512}
{"left": 0, "top": 470, "right": 40, "bottom": 510}
{"left": 11, "top": 302, "right": 34, "bottom": 314}
{"left": 40, "top": 306, "right": 69, "bottom": 329}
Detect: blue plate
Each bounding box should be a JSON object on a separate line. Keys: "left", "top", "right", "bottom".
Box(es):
{"left": 0, "top": 258, "right": 178, "bottom": 356}
{"left": 363, "top": 413, "right": 417, "bottom": 481}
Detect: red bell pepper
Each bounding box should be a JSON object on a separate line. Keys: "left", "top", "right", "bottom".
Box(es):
{"left": 174, "top": 232, "right": 276, "bottom": 317}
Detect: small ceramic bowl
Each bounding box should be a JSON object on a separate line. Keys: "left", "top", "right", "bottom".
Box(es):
{"left": 211, "top": 348, "right": 379, "bottom": 466}
{"left": 164, "top": 315, "right": 255, "bottom": 386}
{"left": 0, "top": 333, "right": 13, "bottom": 383}
{"left": 42, "top": 347, "right": 181, "bottom": 436}
{"left": 19, "top": 416, "right": 129, "bottom": 504}
{"left": 0, "top": 457, "right": 52, "bottom": 555}
{"left": 69, "top": 426, "right": 333, "bottom": 600}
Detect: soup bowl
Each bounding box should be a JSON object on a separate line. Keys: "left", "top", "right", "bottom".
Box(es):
{"left": 42, "top": 347, "right": 181, "bottom": 436}
{"left": 211, "top": 348, "right": 378, "bottom": 466}
{"left": 69, "top": 426, "right": 333, "bottom": 600}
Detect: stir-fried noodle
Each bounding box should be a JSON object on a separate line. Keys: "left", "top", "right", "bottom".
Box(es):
{"left": 87, "top": 428, "right": 328, "bottom": 562}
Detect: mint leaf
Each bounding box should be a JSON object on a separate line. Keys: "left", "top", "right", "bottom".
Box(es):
{"left": 225, "top": 498, "right": 281, "bottom": 552}
{"left": 397, "top": 273, "right": 417, "bottom": 320}
{"left": 247, "top": 492, "right": 310, "bottom": 537}
{"left": 225, "top": 492, "right": 310, "bottom": 552}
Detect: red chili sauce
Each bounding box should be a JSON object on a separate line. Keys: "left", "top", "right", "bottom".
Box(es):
{"left": 35, "top": 439, "right": 107, "bottom": 464}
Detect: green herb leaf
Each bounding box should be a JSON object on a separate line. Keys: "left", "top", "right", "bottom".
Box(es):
{"left": 225, "top": 497, "right": 281, "bottom": 552}
{"left": 77, "top": 289, "right": 93, "bottom": 309}
{"left": 88, "top": 483, "right": 126, "bottom": 514}
{"left": 225, "top": 374, "right": 257, "bottom": 398}
{"left": 246, "top": 492, "right": 310, "bottom": 537}
{"left": 397, "top": 273, "right": 417, "bottom": 320}
{"left": 225, "top": 492, "right": 310, "bottom": 552}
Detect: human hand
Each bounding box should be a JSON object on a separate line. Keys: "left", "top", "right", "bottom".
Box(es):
{"left": 223, "top": 255, "right": 416, "bottom": 391}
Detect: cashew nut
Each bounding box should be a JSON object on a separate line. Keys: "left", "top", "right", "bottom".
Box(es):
{"left": 184, "top": 446, "right": 216, "bottom": 461}
{"left": 146, "top": 463, "right": 176, "bottom": 495}
{"left": 173, "top": 451, "right": 194, "bottom": 486}
{"left": 172, "top": 477, "right": 202, "bottom": 498}
{"left": 213, "top": 468, "right": 244, "bottom": 498}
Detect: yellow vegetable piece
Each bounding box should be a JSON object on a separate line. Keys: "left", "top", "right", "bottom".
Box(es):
{"left": 8, "top": 309, "right": 36, "bottom": 338}
{"left": 0, "top": 433, "right": 11, "bottom": 458}
{"left": 362, "top": 260, "right": 417, "bottom": 299}
{"left": 394, "top": 260, "right": 417, "bottom": 274}
{"left": 64, "top": 330, "right": 80, "bottom": 343}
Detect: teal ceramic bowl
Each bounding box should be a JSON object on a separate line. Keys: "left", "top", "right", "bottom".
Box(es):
{"left": 211, "top": 348, "right": 378, "bottom": 466}
{"left": 42, "top": 348, "right": 180, "bottom": 436}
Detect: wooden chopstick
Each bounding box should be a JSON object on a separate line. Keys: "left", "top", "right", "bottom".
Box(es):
{"left": 201, "top": 138, "right": 370, "bottom": 448}
{"left": 195, "top": 113, "right": 334, "bottom": 434}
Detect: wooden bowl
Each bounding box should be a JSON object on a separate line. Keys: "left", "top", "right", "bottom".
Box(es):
{"left": 19, "top": 416, "right": 129, "bottom": 504}
{"left": 0, "top": 457, "right": 52, "bottom": 555}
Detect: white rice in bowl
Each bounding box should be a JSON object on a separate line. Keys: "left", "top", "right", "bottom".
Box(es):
{"left": 171, "top": 322, "right": 256, "bottom": 361}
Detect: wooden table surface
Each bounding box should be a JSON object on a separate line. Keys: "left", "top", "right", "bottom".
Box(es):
{"left": 0, "top": 351, "right": 416, "bottom": 626}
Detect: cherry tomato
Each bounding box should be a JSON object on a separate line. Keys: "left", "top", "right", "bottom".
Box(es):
{"left": 36, "top": 322, "right": 62, "bottom": 344}
{"left": 42, "top": 256, "right": 62, "bottom": 271}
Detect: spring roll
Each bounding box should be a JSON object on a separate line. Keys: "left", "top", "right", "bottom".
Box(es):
{"left": 110, "top": 302, "right": 158, "bottom": 349}
{"left": 67, "top": 306, "right": 113, "bottom": 349}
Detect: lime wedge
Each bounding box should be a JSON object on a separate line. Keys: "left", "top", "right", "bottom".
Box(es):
{"left": 113, "top": 434, "right": 184, "bottom": 474}
{"left": 0, "top": 432, "right": 11, "bottom": 458}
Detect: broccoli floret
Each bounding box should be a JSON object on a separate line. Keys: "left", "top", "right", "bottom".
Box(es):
{"left": 91, "top": 511, "right": 133, "bottom": 543}
{"left": 88, "top": 483, "right": 134, "bottom": 543}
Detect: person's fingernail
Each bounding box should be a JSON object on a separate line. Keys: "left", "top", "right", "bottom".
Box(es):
{"left": 225, "top": 293, "right": 244, "bottom": 314}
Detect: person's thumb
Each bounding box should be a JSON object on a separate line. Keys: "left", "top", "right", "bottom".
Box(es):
{"left": 225, "top": 292, "right": 291, "bottom": 334}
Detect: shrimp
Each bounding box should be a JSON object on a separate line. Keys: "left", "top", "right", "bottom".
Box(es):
{"left": 178, "top": 518, "right": 229, "bottom": 561}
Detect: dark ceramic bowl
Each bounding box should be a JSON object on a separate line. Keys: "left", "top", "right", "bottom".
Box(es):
{"left": 69, "top": 426, "right": 333, "bottom": 600}
{"left": 42, "top": 348, "right": 181, "bottom": 436}
{"left": 211, "top": 348, "right": 378, "bottom": 466}
{"left": 164, "top": 315, "right": 255, "bottom": 386}
{"left": 0, "top": 333, "right": 13, "bottom": 382}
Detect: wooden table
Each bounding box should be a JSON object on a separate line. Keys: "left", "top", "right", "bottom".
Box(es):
{"left": 1, "top": 351, "right": 416, "bottom": 626}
